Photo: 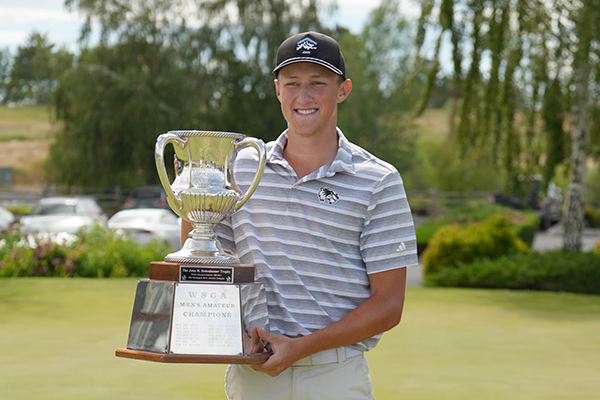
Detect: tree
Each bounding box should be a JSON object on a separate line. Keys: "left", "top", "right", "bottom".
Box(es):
{"left": 411, "top": 0, "right": 600, "bottom": 250}
{"left": 563, "top": 0, "right": 600, "bottom": 250}
{"left": 338, "top": 0, "right": 422, "bottom": 176}
{"left": 0, "top": 48, "right": 10, "bottom": 102}
{"left": 3, "top": 33, "right": 55, "bottom": 104}
{"left": 48, "top": 0, "right": 327, "bottom": 187}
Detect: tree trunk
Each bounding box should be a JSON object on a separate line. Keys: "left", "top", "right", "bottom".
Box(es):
{"left": 563, "top": 43, "right": 591, "bottom": 251}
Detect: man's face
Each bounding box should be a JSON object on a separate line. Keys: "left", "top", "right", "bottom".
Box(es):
{"left": 275, "top": 63, "right": 351, "bottom": 139}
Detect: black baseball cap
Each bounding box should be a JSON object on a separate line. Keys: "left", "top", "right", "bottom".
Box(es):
{"left": 273, "top": 31, "right": 346, "bottom": 79}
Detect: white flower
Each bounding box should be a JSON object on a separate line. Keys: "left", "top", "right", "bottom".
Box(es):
{"left": 14, "top": 232, "right": 79, "bottom": 249}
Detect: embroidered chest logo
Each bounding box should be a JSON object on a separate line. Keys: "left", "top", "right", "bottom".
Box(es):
{"left": 296, "top": 37, "right": 318, "bottom": 55}
{"left": 318, "top": 187, "right": 339, "bottom": 205}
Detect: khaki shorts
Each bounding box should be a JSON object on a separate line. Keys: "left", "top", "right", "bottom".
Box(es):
{"left": 225, "top": 348, "right": 374, "bottom": 400}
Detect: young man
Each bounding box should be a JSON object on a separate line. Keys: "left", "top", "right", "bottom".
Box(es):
{"left": 182, "top": 31, "right": 418, "bottom": 399}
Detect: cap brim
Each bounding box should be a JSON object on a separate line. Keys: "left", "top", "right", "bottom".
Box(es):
{"left": 273, "top": 57, "right": 345, "bottom": 77}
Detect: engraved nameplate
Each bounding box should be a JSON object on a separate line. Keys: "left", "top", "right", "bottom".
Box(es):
{"left": 180, "top": 265, "right": 234, "bottom": 283}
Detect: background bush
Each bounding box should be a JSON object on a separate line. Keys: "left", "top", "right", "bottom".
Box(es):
{"left": 415, "top": 204, "right": 539, "bottom": 254}
{"left": 0, "top": 226, "right": 170, "bottom": 277}
{"left": 585, "top": 206, "right": 600, "bottom": 228}
{"left": 421, "top": 214, "right": 529, "bottom": 275}
{"left": 425, "top": 250, "right": 600, "bottom": 295}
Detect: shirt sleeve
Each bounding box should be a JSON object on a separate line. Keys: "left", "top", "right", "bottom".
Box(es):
{"left": 360, "top": 170, "right": 418, "bottom": 274}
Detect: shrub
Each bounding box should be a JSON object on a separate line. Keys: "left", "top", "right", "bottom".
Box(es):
{"left": 415, "top": 219, "right": 447, "bottom": 254}
{"left": 422, "top": 214, "right": 529, "bottom": 274}
{"left": 585, "top": 206, "right": 600, "bottom": 229}
{"left": 415, "top": 204, "right": 539, "bottom": 254}
{"left": 0, "top": 226, "right": 171, "bottom": 277}
{"left": 426, "top": 250, "right": 600, "bottom": 295}
{"left": 512, "top": 210, "right": 540, "bottom": 247}
{"left": 0, "top": 231, "right": 78, "bottom": 277}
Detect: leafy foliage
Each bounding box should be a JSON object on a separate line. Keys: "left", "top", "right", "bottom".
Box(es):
{"left": 416, "top": 204, "right": 539, "bottom": 253}
{"left": 0, "top": 226, "right": 169, "bottom": 277}
{"left": 585, "top": 206, "right": 600, "bottom": 229}
{"left": 46, "top": 0, "right": 332, "bottom": 187}
{"left": 35, "top": 0, "right": 429, "bottom": 190}
{"left": 337, "top": 0, "right": 420, "bottom": 175}
{"left": 426, "top": 250, "right": 600, "bottom": 295}
{"left": 411, "top": 0, "right": 600, "bottom": 250}
{"left": 2, "top": 33, "right": 57, "bottom": 105}
{"left": 421, "top": 214, "right": 529, "bottom": 274}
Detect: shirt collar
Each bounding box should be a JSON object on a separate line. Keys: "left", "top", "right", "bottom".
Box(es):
{"left": 267, "top": 128, "right": 356, "bottom": 176}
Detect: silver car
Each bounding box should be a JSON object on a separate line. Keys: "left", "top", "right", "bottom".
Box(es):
{"left": 107, "top": 208, "right": 181, "bottom": 250}
{"left": 20, "top": 196, "right": 108, "bottom": 234}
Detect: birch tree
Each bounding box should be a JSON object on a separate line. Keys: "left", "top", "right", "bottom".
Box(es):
{"left": 411, "top": 0, "right": 600, "bottom": 250}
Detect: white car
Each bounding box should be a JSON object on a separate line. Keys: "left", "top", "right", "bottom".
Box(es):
{"left": 20, "top": 196, "right": 107, "bottom": 234}
{"left": 108, "top": 208, "right": 181, "bottom": 250}
{"left": 0, "top": 206, "right": 16, "bottom": 232}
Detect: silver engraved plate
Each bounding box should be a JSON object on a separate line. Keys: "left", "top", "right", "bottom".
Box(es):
{"left": 170, "top": 283, "right": 243, "bottom": 355}
{"left": 155, "top": 130, "right": 266, "bottom": 265}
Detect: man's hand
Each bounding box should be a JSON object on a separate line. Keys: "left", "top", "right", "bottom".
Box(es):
{"left": 245, "top": 326, "right": 266, "bottom": 355}
{"left": 251, "top": 327, "right": 302, "bottom": 377}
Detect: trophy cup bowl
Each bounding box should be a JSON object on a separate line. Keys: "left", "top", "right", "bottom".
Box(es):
{"left": 155, "top": 130, "right": 266, "bottom": 265}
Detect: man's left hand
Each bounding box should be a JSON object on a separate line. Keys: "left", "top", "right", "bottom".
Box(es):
{"left": 252, "top": 327, "right": 301, "bottom": 377}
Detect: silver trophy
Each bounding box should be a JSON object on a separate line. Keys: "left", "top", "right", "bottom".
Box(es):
{"left": 115, "top": 130, "right": 269, "bottom": 364}
{"left": 155, "top": 130, "right": 266, "bottom": 265}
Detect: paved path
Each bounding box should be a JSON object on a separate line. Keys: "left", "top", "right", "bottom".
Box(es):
{"left": 406, "top": 224, "right": 600, "bottom": 288}
{"left": 531, "top": 224, "right": 600, "bottom": 253}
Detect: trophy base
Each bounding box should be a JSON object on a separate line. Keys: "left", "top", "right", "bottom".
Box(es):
{"left": 115, "top": 348, "right": 271, "bottom": 364}
{"left": 117, "top": 261, "right": 268, "bottom": 365}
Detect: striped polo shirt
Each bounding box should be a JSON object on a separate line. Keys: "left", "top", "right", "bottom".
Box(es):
{"left": 215, "top": 128, "right": 418, "bottom": 352}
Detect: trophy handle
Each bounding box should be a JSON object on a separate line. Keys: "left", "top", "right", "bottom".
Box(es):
{"left": 233, "top": 138, "right": 266, "bottom": 211}
{"left": 155, "top": 133, "right": 187, "bottom": 219}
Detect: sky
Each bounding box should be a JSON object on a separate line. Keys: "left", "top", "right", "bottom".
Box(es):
{"left": 0, "top": 0, "right": 417, "bottom": 53}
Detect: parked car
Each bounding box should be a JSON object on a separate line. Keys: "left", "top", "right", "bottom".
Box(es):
{"left": 107, "top": 208, "right": 181, "bottom": 250}
{"left": 0, "top": 206, "right": 16, "bottom": 232}
{"left": 490, "top": 175, "right": 562, "bottom": 229}
{"left": 123, "top": 185, "right": 169, "bottom": 209}
{"left": 20, "top": 196, "right": 108, "bottom": 234}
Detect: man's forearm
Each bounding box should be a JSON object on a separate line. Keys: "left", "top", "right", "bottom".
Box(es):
{"left": 255, "top": 267, "right": 407, "bottom": 376}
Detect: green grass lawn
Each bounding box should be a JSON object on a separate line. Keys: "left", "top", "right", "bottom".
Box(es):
{"left": 1, "top": 278, "right": 599, "bottom": 399}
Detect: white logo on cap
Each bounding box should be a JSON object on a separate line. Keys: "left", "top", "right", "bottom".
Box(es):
{"left": 296, "top": 38, "right": 317, "bottom": 55}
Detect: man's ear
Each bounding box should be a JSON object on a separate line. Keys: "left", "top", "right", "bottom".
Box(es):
{"left": 337, "top": 79, "right": 352, "bottom": 104}
{"left": 274, "top": 79, "right": 281, "bottom": 102}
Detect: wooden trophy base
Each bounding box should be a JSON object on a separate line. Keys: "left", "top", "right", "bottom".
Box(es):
{"left": 115, "top": 348, "right": 271, "bottom": 364}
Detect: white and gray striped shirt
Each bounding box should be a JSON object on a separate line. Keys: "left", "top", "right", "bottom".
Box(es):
{"left": 216, "top": 129, "right": 418, "bottom": 352}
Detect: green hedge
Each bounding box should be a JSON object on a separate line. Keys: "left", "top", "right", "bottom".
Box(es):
{"left": 415, "top": 204, "right": 539, "bottom": 254}
{"left": 422, "top": 215, "right": 529, "bottom": 275}
{"left": 0, "top": 226, "right": 170, "bottom": 277}
{"left": 585, "top": 206, "right": 600, "bottom": 228}
{"left": 425, "top": 250, "right": 600, "bottom": 295}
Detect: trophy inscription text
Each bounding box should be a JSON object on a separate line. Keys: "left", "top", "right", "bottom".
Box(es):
{"left": 171, "top": 283, "right": 243, "bottom": 355}
{"left": 180, "top": 265, "right": 234, "bottom": 283}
